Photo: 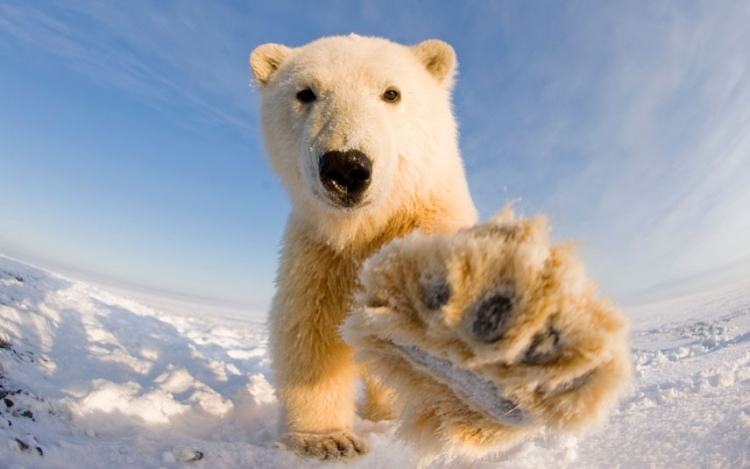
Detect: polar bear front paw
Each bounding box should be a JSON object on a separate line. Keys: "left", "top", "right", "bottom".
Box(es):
{"left": 276, "top": 430, "right": 368, "bottom": 460}
{"left": 344, "top": 207, "right": 632, "bottom": 462}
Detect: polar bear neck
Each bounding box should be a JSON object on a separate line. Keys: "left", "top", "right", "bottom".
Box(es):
{"left": 291, "top": 205, "right": 420, "bottom": 258}
{"left": 292, "top": 189, "right": 476, "bottom": 256}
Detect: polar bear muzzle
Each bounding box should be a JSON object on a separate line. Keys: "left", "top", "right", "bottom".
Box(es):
{"left": 318, "top": 149, "right": 373, "bottom": 208}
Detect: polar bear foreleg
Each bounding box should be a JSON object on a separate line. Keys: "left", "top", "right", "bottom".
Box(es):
{"left": 270, "top": 221, "right": 368, "bottom": 459}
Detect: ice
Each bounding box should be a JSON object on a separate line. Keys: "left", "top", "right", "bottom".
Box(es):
{"left": 1, "top": 255, "right": 750, "bottom": 468}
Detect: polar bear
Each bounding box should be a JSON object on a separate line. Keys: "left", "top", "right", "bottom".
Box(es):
{"left": 250, "top": 35, "right": 477, "bottom": 458}
{"left": 249, "top": 35, "right": 630, "bottom": 462}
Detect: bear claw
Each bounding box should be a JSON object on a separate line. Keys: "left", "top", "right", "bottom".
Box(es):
{"left": 276, "top": 431, "right": 368, "bottom": 460}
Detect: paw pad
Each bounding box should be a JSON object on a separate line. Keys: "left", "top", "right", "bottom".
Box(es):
{"left": 424, "top": 281, "right": 451, "bottom": 310}
{"left": 470, "top": 293, "right": 514, "bottom": 342}
{"left": 345, "top": 207, "right": 632, "bottom": 462}
{"left": 524, "top": 326, "right": 561, "bottom": 365}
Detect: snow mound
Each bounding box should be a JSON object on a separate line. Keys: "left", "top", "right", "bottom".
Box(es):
{"left": 1, "top": 255, "right": 749, "bottom": 468}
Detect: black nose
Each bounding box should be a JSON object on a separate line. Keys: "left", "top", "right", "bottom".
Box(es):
{"left": 318, "top": 150, "right": 372, "bottom": 207}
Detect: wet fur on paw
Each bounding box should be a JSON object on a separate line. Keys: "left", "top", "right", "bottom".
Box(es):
{"left": 343, "top": 206, "right": 632, "bottom": 464}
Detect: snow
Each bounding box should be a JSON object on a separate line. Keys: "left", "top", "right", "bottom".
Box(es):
{"left": 1, "top": 254, "right": 749, "bottom": 468}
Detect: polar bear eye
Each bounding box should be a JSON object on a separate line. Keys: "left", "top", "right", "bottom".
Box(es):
{"left": 296, "top": 88, "right": 317, "bottom": 103}
{"left": 382, "top": 88, "right": 400, "bottom": 103}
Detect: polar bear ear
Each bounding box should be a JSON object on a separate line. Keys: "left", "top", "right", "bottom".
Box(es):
{"left": 250, "top": 43, "right": 292, "bottom": 86}
{"left": 411, "top": 40, "right": 458, "bottom": 89}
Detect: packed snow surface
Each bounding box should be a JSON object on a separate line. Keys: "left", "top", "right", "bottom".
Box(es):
{"left": 1, "top": 255, "right": 749, "bottom": 468}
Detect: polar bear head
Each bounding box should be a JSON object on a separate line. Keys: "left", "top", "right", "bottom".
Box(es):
{"left": 250, "top": 35, "right": 465, "bottom": 247}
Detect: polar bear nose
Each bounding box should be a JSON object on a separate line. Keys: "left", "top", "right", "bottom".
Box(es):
{"left": 318, "top": 150, "right": 373, "bottom": 207}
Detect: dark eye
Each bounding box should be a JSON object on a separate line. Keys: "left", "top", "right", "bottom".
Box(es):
{"left": 382, "top": 88, "right": 400, "bottom": 103}
{"left": 296, "top": 88, "right": 316, "bottom": 103}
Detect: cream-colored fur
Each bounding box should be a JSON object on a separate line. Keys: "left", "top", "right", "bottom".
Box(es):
{"left": 250, "top": 35, "right": 477, "bottom": 459}
{"left": 344, "top": 208, "right": 632, "bottom": 465}
{"left": 250, "top": 35, "right": 630, "bottom": 463}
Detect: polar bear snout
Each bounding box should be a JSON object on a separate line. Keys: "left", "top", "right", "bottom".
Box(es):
{"left": 318, "top": 150, "right": 373, "bottom": 207}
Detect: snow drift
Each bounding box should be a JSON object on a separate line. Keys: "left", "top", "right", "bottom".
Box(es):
{"left": 1, "top": 255, "right": 749, "bottom": 468}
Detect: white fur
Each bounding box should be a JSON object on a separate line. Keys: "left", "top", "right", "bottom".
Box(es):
{"left": 252, "top": 35, "right": 476, "bottom": 250}
{"left": 250, "top": 35, "right": 477, "bottom": 460}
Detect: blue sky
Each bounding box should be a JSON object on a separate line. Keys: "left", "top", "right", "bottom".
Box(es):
{"left": 1, "top": 1, "right": 749, "bottom": 312}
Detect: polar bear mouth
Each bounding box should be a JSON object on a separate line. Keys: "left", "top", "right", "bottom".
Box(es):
{"left": 392, "top": 343, "right": 531, "bottom": 427}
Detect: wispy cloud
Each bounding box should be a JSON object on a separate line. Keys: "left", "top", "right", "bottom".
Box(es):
{"left": 455, "top": 1, "right": 750, "bottom": 299}
{"left": 1, "top": 0, "right": 747, "bottom": 303}
{"left": 0, "top": 0, "right": 259, "bottom": 132}
{"left": 570, "top": 2, "right": 750, "bottom": 297}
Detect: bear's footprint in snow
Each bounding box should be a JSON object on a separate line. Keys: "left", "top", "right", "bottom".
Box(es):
{"left": 344, "top": 207, "right": 632, "bottom": 463}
